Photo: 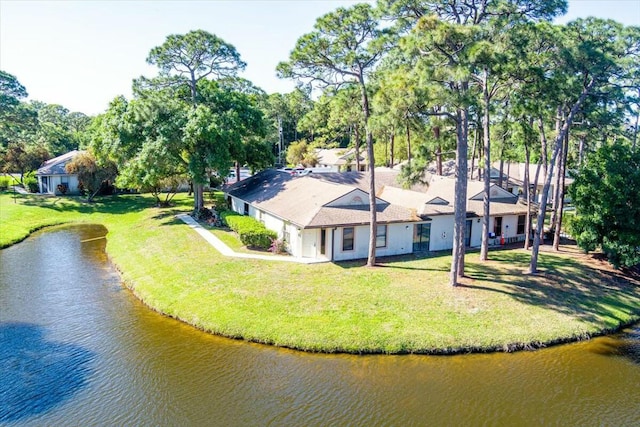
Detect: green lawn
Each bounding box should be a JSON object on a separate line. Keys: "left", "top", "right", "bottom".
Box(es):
{"left": 1, "top": 191, "right": 639, "bottom": 354}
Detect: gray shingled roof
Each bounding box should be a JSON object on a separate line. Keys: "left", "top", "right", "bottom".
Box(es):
{"left": 309, "top": 169, "right": 429, "bottom": 194}
{"left": 425, "top": 176, "right": 531, "bottom": 217}
{"left": 225, "top": 169, "right": 414, "bottom": 228}
{"left": 226, "top": 169, "right": 532, "bottom": 228}
{"left": 307, "top": 203, "right": 415, "bottom": 228}
{"left": 36, "top": 150, "right": 83, "bottom": 175}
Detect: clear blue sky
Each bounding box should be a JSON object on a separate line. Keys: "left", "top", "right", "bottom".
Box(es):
{"left": 1, "top": 0, "right": 638, "bottom": 116}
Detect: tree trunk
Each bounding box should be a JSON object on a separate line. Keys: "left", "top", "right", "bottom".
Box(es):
{"left": 406, "top": 118, "right": 412, "bottom": 166}
{"left": 524, "top": 141, "right": 532, "bottom": 251}
{"left": 633, "top": 105, "right": 639, "bottom": 152}
{"left": 552, "top": 129, "right": 569, "bottom": 251}
{"left": 550, "top": 107, "right": 563, "bottom": 230}
{"left": 480, "top": 71, "right": 491, "bottom": 262}
{"left": 194, "top": 182, "right": 204, "bottom": 211}
{"left": 358, "top": 76, "right": 376, "bottom": 267}
{"left": 530, "top": 80, "right": 594, "bottom": 273}
{"left": 390, "top": 132, "right": 395, "bottom": 167}
{"left": 189, "top": 70, "right": 197, "bottom": 106}
{"left": 477, "top": 127, "right": 483, "bottom": 181}
{"left": 498, "top": 153, "right": 504, "bottom": 189}
{"left": 469, "top": 125, "right": 477, "bottom": 180}
{"left": 354, "top": 125, "right": 361, "bottom": 172}
{"left": 435, "top": 125, "right": 443, "bottom": 176}
{"left": 578, "top": 134, "right": 586, "bottom": 166}
{"left": 450, "top": 106, "right": 469, "bottom": 286}
{"left": 634, "top": 89, "right": 639, "bottom": 152}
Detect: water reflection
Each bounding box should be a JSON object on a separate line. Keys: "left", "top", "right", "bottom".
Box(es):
{"left": 0, "top": 322, "right": 94, "bottom": 422}
{"left": 588, "top": 327, "right": 640, "bottom": 364}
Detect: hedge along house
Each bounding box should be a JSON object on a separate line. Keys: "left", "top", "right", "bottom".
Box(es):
{"left": 36, "top": 150, "right": 84, "bottom": 195}
{"left": 224, "top": 169, "right": 416, "bottom": 261}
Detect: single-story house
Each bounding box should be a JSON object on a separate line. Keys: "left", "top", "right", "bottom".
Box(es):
{"left": 36, "top": 150, "right": 83, "bottom": 195}
{"left": 224, "top": 170, "right": 533, "bottom": 262}
{"left": 315, "top": 148, "right": 368, "bottom": 172}
{"left": 224, "top": 170, "right": 416, "bottom": 261}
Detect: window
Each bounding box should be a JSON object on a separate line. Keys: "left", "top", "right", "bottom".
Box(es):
{"left": 517, "top": 215, "right": 526, "bottom": 235}
{"left": 342, "top": 227, "right": 354, "bottom": 251}
{"left": 243, "top": 202, "right": 249, "bottom": 215}
{"left": 376, "top": 225, "right": 387, "bottom": 248}
{"left": 493, "top": 216, "right": 503, "bottom": 236}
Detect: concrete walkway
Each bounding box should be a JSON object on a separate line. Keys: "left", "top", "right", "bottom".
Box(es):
{"left": 176, "top": 214, "right": 327, "bottom": 264}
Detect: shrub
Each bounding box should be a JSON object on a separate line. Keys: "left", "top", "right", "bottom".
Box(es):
{"left": 24, "top": 176, "right": 38, "bottom": 193}
{"left": 0, "top": 176, "right": 12, "bottom": 190}
{"left": 221, "top": 210, "right": 277, "bottom": 250}
{"left": 209, "top": 191, "right": 229, "bottom": 211}
{"left": 269, "top": 238, "right": 287, "bottom": 254}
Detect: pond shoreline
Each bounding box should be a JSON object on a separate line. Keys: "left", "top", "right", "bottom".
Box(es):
{"left": 3, "top": 193, "right": 640, "bottom": 355}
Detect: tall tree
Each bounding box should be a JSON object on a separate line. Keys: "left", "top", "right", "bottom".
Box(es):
{"left": 277, "top": 3, "right": 390, "bottom": 267}
{"left": 143, "top": 30, "right": 246, "bottom": 210}
{"left": 403, "top": 16, "right": 477, "bottom": 285}
{"left": 146, "top": 30, "right": 246, "bottom": 106}
{"left": 529, "top": 18, "right": 639, "bottom": 273}
{"left": 383, "top": 0, "right": 567, "bottom": 285}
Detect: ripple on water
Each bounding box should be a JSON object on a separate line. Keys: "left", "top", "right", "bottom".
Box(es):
{"left": 0, "top": 322, "right": 94, "bottom": 423}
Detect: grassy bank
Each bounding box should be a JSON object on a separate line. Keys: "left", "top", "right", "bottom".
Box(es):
{"left": 2, "top": 192, "right": 639, "bottom": 354}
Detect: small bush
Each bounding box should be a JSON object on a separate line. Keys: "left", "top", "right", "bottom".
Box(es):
{"left": 221, "top": 210, "right": 277, "bottom": 250}
{"left": 209, "top": 191, "right": 229, "bottom": 211}
{"left": 269, "top": 238, "right": 287, "bottom": 254}
{"left": 0, "top": 176, "right": 12, "bottom": 190}
{"left": 24, "top": 176, "right": 38, "bottom": 193}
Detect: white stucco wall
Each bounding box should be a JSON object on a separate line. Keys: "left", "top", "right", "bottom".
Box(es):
{"left": 489, "top": 214, "right": 526, "bottom": 239}
{"left": 376, "top": 223, "right": 413, "bottom": 257}
{"left": 501, "top": 215, "right": 521, "bottom": 239}
{"left": 428, "top": 216, "right": 455, "bottom": 252}
{"left": 331, "top": 223, "right": 414, "bottom": 261}
{"left": 38, "top": 174, "right": 80, "bottom": 195}
{"left": 332, "top": 225, "right": 368, "bottom": 261}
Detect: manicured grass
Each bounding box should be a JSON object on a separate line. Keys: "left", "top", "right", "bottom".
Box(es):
{"left": 1, "top": 191, "right": 639, "bottom": 354}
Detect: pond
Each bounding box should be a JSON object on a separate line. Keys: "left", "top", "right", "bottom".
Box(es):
{"left": 1, "top": 224, "right": 639, "bottom": 426}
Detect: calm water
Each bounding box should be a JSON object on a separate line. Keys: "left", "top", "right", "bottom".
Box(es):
{"left": 1, "top": 224, "right": 639, "bottom": 426}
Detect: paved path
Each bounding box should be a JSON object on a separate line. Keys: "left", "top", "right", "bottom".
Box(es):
{"left": 176, "top": 214, "right": 327, "bottom": 264}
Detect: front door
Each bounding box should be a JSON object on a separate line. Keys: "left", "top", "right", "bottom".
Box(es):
{"left": 413, "top": 223, "right": 431, "bottom": 252}
{"left": 465, "top": 219, "right": 472, "bottom": 247}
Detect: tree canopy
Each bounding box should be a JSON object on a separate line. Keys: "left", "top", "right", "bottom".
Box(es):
{"left": 568, "top": 143, "right": 640, "bottom": 268}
